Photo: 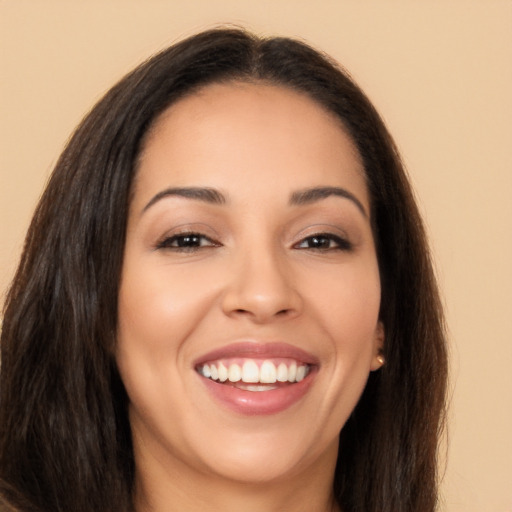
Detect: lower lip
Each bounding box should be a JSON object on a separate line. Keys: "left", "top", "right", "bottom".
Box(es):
{"left": 199, "top": 371, "right": 316, "bottom": 415}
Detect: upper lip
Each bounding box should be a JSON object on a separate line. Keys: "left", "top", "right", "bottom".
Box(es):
{"left": 193, "top": 341, "right": 319, "bottom": 367}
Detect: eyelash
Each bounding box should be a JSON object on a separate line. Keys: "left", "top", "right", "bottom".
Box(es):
{"left": 155, "top": 232, "right": 219, "bottom": 252}
{"left": 293, "top": 233, "right": 352, "bottom": 251}
{"left": 156, "top": 232, "right": 352, "bottom": 252}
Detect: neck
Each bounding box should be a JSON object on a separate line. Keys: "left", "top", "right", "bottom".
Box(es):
{"left": 135, "top": 478, "right": 340, "bottom": 512}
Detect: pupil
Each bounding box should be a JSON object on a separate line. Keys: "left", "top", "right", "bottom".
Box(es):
{"left": 179, "top": 235, "right": 199, "bottom": 247}
{"left": 311, "top": 236, "right": 328, "bottom": 248}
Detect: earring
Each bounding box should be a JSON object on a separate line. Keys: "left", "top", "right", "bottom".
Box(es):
{"left": 376, "top": 353, "right": 385, "bottom": 366}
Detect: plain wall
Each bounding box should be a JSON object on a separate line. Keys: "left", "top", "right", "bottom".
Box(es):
{"left": 1, "top": 1, "right": 511, "bottom": 511}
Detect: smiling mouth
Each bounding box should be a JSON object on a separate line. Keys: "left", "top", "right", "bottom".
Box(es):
{"left": 196, "top": 359, "right": 311, "bottom": 391}
{"left": 194, "top": 342, "right": 317, "bottom": 414}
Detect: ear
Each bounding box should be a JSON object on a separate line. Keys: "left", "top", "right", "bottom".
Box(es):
{"left": 370, "top": 321, "right": 385, "bottom": 371}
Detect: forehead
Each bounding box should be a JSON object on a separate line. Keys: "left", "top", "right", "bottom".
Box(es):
{"left": 134, "top": 82, "right": 368, "bottom": 209}
{"left": 146, "top": 81, "right": 358, "bottom": 154}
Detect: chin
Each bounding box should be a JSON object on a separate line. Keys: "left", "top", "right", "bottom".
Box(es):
{"left": 178, "top": 415, "right": 340, "bottom": 486}
{"left": 198, "top": 443, "right": 316, "bottom": 484}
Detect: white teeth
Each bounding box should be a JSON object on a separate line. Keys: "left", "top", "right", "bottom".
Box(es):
{"left": 200, "top": 359, "right": 310, "bottom": 385}
{"left": 276, "top": 363, "right": 288, "bottom": 382}
{"left": 228, "top": 363, "right": 242, "bottom": 382}
{"left": 260, "top": 360, "right": 277, "bottom": 383}
{"left": 287, "top": 361, "right": 297, "bottom": 382}
{"left": 241, "top": 361, "right": 259, "bottom": 383}
{"left": 296, "top": 365, "right": 306, "bottom": 382}
{"left": 217, "top": 362, "right": 228, "bottom": 382}
{"left": 237, "top": 384, "right": 277, "bottom": 392}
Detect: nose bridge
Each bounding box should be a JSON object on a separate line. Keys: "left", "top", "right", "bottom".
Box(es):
{"left": 222, "top": 235, "right": 301, "bottom": 322}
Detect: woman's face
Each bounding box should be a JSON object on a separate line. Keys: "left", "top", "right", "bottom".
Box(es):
{"left": 116, "top": 82, "right": 384, "bottom": 486}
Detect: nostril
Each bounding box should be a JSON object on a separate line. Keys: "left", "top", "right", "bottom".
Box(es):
{"left": 221, "top": 275, "right": 303, "bottom": 323}
{"left": 234, "top": 308, "right": 290, "bottom": 315}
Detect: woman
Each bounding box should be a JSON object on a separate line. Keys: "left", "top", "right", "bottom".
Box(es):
{"left": 0, "top": 28, "right": 447, "bottom": 512}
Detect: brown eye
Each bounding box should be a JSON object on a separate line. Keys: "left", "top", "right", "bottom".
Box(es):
{"left": 156, "top": 233, "right": 218, "bottom": 251}
{"left": 295, "top": 234, "right": 352, "bottom": 251}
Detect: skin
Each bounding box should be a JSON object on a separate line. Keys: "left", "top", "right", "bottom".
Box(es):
{"left": 116, "top": 82, "right": 384, "bottom": 512}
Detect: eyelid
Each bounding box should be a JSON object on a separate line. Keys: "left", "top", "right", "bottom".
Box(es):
{"left": 153, "top": 223, "right": 222, "bottom": 251}
{"left": 292, "top": 223, "right": 349, "bottom": 242}
{"left": 155, "top": 233, "right": 220, "bottom": 253}
{"left": 290, "top": 222, "right": 355, "bottom": 251}
{"left": 294, "top": 232, "right": 352, "bottom": 250}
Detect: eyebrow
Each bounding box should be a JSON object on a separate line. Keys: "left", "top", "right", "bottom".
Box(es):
{"left": 142, "top": 187, "right": 226, "bottom": 214}
{"left": 290, "top": 186, "right": 367, "bottom": 217}
{"left": 142, "top": 185, "right": 367, "bottom": 218}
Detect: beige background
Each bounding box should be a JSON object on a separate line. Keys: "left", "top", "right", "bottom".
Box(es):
{"left": 1, "top": 1, "right": 511, "bottom": 510}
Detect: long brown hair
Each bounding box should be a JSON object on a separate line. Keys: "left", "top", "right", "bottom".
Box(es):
{"left": 0, "top": 28, "right": 447, "bottom": 512}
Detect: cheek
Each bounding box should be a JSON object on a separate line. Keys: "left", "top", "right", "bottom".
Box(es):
{"left": 115, "top": 259, "right": 214, "bottom": 413}
{"left": 309, "top": 261, "right": 381, "bottom": 347}
{"left": 115, "top": 260, "right": 214, "bottom": 436}
{"left": 117, "top": 259, "right": 218, "bottom": 354}
{"left": 305, "top": 261, "right": 381, "bottom": 415}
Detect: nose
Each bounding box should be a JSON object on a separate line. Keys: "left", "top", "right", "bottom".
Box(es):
{"left": 221, "top": 246, "right": 303, "bottom": 324}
